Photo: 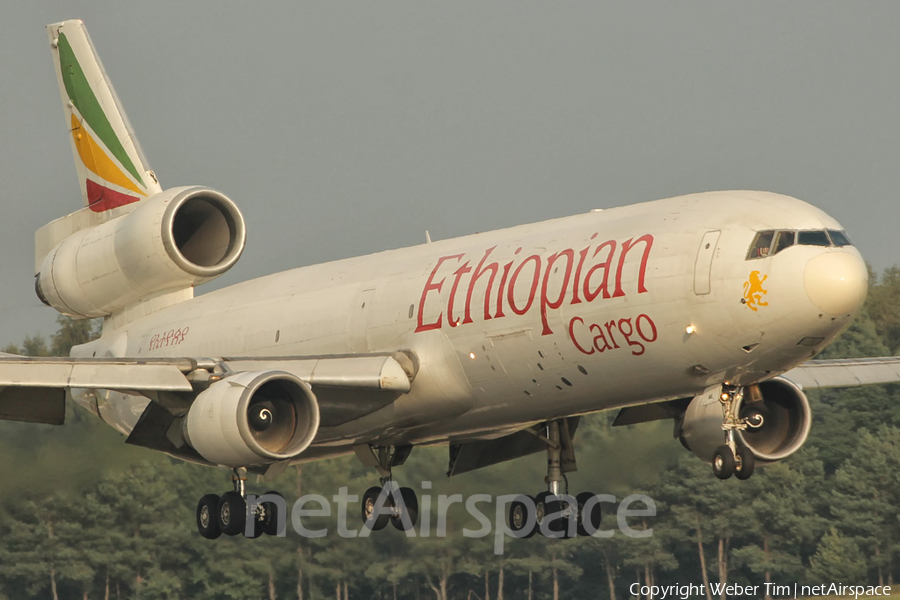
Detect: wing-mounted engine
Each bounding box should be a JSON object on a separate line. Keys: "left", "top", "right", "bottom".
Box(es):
{"left": 35, "top": 186, "right": 245, "bottom": 318}
{"left": 679, "top": 377, "right": 812, "bottom": 465}
{"left": 183, "top": 371, "right": 320, "bottom": 468}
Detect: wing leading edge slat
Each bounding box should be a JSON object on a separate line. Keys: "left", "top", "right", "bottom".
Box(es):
{"left": 0, "top": 353, "right": 416, "bottom": 426}
{"left": 781, "top": 357, "right": 900, "bottom": 389}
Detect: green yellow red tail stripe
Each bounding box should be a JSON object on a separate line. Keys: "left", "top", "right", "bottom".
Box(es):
{"left": 70, "top": 115, "right": 145, "bottom": 198}
{"left": 48, "top": 20, "right": 162, "bottom": 211}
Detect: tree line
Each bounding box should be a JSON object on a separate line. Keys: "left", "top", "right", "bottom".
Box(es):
{"left": 0, "top": 266, "right": 897, "bottom": 600}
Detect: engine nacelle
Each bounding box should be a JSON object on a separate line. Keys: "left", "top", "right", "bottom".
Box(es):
{"left": 36, "top": 186, "right": 245, "bottom": 318}
{"left": 184, "top": 371, "right": 320, "bottom": 467}
{"left": 680, "top": 377, "right": 811, "bottom": 465}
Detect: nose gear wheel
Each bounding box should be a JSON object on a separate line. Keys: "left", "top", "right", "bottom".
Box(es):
{"left": 713, "top": 386, "right": 760, "bottom": 480}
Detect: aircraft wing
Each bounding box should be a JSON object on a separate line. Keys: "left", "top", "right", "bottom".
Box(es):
{"left": 781, "top": 357, "right": 900, "bottom": 389}
{"left": 0, "top": 352, "right": 415, "bottom": 426}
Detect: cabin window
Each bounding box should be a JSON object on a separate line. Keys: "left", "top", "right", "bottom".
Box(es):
{"left": 746, "top": 230, "right": 775, "bottom": 259}
{"left": 797, "top": 230, "right": 830, "bottom": 247}
{"left": 748, "top": 228, "right": 852, "bottom": 260}
{"left": 827, "top": 229, "right": 851, "bottom": 247}
{"left": 773, "top": 230, "right": 795, "bottom": 255}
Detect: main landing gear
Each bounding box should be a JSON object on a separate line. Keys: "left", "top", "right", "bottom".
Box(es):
{"left": 355, "top": 444, "right": 420, "bottom": 532}
{"left": 507, "top": 419, "right": 602, "bottom": 538}
{"left": 712, "top": 385, "right": 766, "bottom": 480}
{"left": 196, "top": 468, "right": 286, "bottom": 540}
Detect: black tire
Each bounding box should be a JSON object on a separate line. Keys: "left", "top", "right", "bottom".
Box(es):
{"left": 542, "top": 499, "right": 566, "bottom": 537}
{"left": 712, "top": 445, "right": 735, "bottom": 479}
{"left": 734, "top": 446, "right": 756, "bottom": 480}
{"left": 244, "top": 517, "right": 263, "bottom": 539}
{"left": 196, "top": 494, "right": 221, "bottom": 540}
{"left": 218, "top": 491, "right": 247, "bottom": 536}
{"left": 534, "top": 491, "right": 551, "bottom": 534}
{"left": 391, "top": 487, "right": 419, "bottom": 531}
{"left": 576, "top": 492, "right": 601, "bottom": 537}
{"left": 508, "top": 495, "right": 536, "bottom": 539}
{"left": 260, "top": 490, "right": 285, "bottom": 536}
{"left": 361, "top": 486, "right": 390, "bottom": 531}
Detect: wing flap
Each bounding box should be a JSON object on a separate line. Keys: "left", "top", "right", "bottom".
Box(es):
{"left": 0, "top": 357, "right": 193, "bottom": 392}
{"left": 782, "top": 357, "right": 900, "bottom": 389}
{"left": 0, "top": 387, "right": 66, "bottom": 424}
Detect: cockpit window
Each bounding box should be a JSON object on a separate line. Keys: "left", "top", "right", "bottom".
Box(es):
{"left": 746, "top": 228, "right": 852, "bottom": 260}
{"left": 827, "top": 229, "right": 851, "bottom": 246}
{"left": 746, "top": 230, "right": 775, "bottom": 259}
{"left": 773, "top": 230, "right": 795, "bottom": 255}
{"left": 797, "top": 230, "right": 830, "bottom": 247}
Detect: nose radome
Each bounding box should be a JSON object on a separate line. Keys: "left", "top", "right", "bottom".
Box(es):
{"left": 803, "top": 252, "right": 868, "bottom": 315}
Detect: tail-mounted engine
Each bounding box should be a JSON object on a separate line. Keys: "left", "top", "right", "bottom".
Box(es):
{"left": 35, "top": 186, "right": 245, "bottom": 318}
{"left": 183, "top": 371, "right": 321, "bottom": 468}
{"left": 679, "top": 377, "right": 811, "bottom": 471}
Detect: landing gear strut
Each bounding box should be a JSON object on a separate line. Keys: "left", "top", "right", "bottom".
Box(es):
{"left": 195, "top": 468, "right": 286, "bottom": 539}
{"left": 713, "top": 386, "right": 763, "bottom": 480}
{"left": 355, "top": 444, "right": 419, "bottom": 532}
{"left": 507, "top": 419, "right": 602, "bottom": 538}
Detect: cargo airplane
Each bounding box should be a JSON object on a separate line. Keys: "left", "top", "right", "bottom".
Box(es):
{"left": 2, "top": 19, "right": 899, "bottom": 539}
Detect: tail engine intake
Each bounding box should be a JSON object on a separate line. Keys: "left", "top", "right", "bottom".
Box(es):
{"left": 36, "top": 186, "right": 245, "bottom": 318}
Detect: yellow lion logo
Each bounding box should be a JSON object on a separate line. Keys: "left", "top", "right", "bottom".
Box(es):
{"left": 741, "top": 271, "right": 768, "bottom": 312}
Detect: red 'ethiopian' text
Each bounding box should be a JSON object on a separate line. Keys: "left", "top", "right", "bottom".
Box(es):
{"left": 415, "top": 233, "right": 655, "bottom": 350}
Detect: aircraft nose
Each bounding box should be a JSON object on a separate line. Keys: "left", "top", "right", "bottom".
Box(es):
{"left": 803, "top": 251, "right": 868, "bottom": 315}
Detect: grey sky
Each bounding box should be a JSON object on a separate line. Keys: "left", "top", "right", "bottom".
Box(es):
{"left": 2, "top": 2, "right": 898, "bottom": 346}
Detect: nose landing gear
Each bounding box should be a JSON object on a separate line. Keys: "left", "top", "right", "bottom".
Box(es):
{"left": 712, "top": 386, "right": 763, "bottom": 480}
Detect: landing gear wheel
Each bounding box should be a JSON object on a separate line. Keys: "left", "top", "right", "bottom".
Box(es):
{"left": 734, "top": 446, "right": 756, "bottom": 480}
{"left": 197, "top": 494, "right": 222, "bottom": 540}
{"left": 218, "top": 491, "right": 247, "bottom": 536}
{"left": 740, "top": 403, "right": 768, "bottom": 428}
{"left": 244, "top": 517, "right": 263, "bottom": 539}
{"left": 508, "top": 495, "right": 536, "bottom": 538}
{"left": 391, "top": 487, "right": 419, "bottom": 531}
{"left": 712, "top": 445, "right": 735, "bottom": 480}
{"left": 543, "top": 498, "right": 567, "bottom": 537}
{"left": 362, "top": 486, "right": 390, "bottom": 531}
{"left": 534, "top": 491, "right": 551, "bottom": 534}
{"left": 260, "top": 491, "right": 285, "bottom": 536}
{"left": 576, "top": 492, "right": 601, "bottom": 537}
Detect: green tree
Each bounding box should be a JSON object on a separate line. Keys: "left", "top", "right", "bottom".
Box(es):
{"left": 21, "top": 334, "right": 50, "bottom": 357}
{"left": 0, "top": 496, "right": 62, "bottom": 599}
{"left": 867, "top": 264, "right": 900, "bottom": 354}
{"left": 829, "top": 426, "right": 900, "bottom": 585}
{"left": 50, "top": 315, "right": 99, "bottom": 357}
{"left": 809, "top": 528, "right": 867, "bottom": 582}
{"left": 730, "top": 457, "right": 825, "bottom": 597}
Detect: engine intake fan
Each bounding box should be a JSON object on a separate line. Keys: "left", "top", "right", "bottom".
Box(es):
{"left": 184, "top": 371, "right": 320, "bottom": 467}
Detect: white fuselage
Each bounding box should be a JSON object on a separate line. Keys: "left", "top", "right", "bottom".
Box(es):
{"left": 78, "top": 191, "right": 866, "bottom": 460}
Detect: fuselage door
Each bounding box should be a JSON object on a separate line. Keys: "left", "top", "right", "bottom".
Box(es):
{"left": 693, "top": 230, "right": 721, "bottom": 295}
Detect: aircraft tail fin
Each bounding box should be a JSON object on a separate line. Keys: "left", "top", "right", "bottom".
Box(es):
{"left": 47, "top": 20, "right": 162, "bottom": 212}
